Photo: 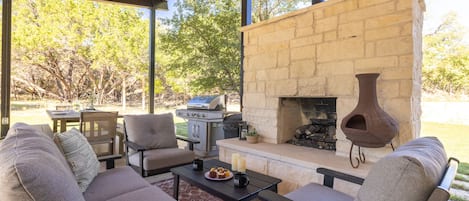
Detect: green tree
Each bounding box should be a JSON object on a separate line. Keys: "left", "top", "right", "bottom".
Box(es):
{"left": 252, "top": 0, "right": 311, "bottom": 22}
{"left": 12, "top": 0, "right": 149, "bottom": 104}
{"left": 423, "top": 12, "right": 469, "bottom": 94}
{"left": 160, "top": 0, "right": 241, "bottom": 94}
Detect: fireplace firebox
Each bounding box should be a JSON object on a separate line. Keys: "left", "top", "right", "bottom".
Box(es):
{"left": 280, "top": 97, "right": 337, "bottom": 151}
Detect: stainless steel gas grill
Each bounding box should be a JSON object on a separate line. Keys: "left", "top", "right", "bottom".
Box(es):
{"left": 176, "top": 95, "right": 239, "bottom": 157}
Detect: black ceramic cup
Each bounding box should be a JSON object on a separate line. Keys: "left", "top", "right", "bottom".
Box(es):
{"left": 192, "top": 159, "right": 203, "bottom": 171}
{"left": 234, "top": 172, "right": 250, "bottom": 188}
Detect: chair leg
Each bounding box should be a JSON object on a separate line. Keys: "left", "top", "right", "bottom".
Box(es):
{"left": 140, "top": 151, "right": 145, "bottom": 177}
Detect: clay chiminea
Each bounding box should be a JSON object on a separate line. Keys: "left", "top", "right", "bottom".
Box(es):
{"left": 341, "top": 73, "right": 398, "bottom": 148}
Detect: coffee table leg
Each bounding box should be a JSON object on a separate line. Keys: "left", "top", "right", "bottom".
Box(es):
{"left": 173, "top": 174, "right": 180, "bottom": 200}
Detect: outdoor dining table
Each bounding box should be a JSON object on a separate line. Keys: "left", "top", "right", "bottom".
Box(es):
{"left": 46, "top": 110, "right": 82, "bottom": 133}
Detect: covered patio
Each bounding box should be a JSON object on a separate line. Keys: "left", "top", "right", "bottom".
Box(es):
{"left": 0, "top": 0, "right": 465, "bottom": 201}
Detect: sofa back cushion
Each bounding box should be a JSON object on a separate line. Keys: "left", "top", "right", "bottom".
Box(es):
{"left": 355, "top": 137, "right": 447, "bottom": 201}
{"left": 0, "top": 123, "right": 84, "bottom": 201}
{"left": 124, "top": 113, "right": 178, "bottom": 149}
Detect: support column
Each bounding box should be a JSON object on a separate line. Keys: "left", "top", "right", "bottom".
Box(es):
{"left": 1, "top": 0, "right": 12, "bottom": 137}
{"left": 240, "top": 0, "right": 251, "bottom": 112}
{"left": 149, "top": 7, "right": 156, "bottom": 114}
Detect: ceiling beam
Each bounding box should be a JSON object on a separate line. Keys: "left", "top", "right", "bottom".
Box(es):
{"left": 95, "top": 0, "right": 167, "bottom": 9}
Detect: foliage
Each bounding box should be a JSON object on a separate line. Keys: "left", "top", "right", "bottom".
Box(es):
{"left": 423, "top": 12, "right": 469, "bottom": 94}
{"left": 12, "top": 0, "right": 149, "bottom": 104}
{"left": 251, "top": 0, "right": 311, "bottom": 23}
{"left": 159, "top": 0, "right": 241, "bottom": 95}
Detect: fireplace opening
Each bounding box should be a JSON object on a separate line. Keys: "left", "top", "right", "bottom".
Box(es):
{"left": 279, "top": 97, "right": 337, "bottom": 151}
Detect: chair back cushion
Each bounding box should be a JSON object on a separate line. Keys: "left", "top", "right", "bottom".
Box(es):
{"left": 124, "top": 113, "right": 178, "bottom": 149}
{"left": 55, "top": 128, "right": 100, "bottom": 192}
{"left": 0, "top": 123, "right": 84, "bottom": 201}
{"left": 355, "top": 137, "right": 447, "bottom": 201}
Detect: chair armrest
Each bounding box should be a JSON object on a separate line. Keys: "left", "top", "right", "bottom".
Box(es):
{"left": 176, "top": 135, "right": 200, "bottom": 151}
{"left": 257, "top": 190, "right": 293, "bottom": 201}
{"left": 427, "top": 157, "right": 459, "bottom": 201}
{"left": 98, "top": 154, "right": 122, "bottom": 169}
{"left": 124, "top": 141, "right": 147, "bottom": 152}
{"left": 317, "top": 167, "right": 365, "bottom": 188}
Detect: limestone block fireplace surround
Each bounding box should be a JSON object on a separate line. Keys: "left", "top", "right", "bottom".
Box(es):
{"left": 217, "top": 0, "right": 425, "bottom": 196}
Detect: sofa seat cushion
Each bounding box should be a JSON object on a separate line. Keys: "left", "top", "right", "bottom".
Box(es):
{"left": 83, "top": 166, "right": 152, "bottom": 201}
{"left": 107, "top": 186, "right": 175, "bottom": 201}
{"left": 55, "top": 128, "right": 100, "bottom": 192}
{"left": 128, "top": 148, "right": 194, "bottom": 170}
{"left": 0, "top": 123, "right": 84, "bottom": 201}
{"left": 285, "top": 183, "right": 354, "bottom": 201}
{"left": 355, "top": 137, "right": 447, "bottom": 201}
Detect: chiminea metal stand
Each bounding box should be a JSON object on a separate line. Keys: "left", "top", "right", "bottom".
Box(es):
{"left": 349, "top": 143, "right": 395, "bottom": 168}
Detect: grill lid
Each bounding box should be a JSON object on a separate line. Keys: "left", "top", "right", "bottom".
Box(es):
{"left": 187, "top": 95, "right": 225, "bottom": 110}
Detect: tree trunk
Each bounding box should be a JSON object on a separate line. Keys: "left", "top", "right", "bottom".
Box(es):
{"left": 122, "top": 77, "right": 126, "bottom": 111}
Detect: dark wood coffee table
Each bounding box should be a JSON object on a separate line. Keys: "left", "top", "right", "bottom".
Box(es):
{"left": 170, "top": 159, "right": 281, "bottom": 201}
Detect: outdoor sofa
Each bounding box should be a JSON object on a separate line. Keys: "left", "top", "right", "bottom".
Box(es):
{"left": 0, "top": 123, "right": 175, "bottom": 201}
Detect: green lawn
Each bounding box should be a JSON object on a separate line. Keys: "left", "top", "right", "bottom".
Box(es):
{"left": 421, "top": 122, "right": 469, "bottom": 163}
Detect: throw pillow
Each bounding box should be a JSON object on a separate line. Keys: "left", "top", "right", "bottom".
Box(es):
{"left": 56, "top": 128, "right": 100, "bottom": 192}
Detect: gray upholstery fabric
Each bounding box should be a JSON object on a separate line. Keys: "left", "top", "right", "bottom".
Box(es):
{"left": 128, "top": 147, "right": 194, "bottom": 170}
{"left": 124, "top": 113, "right": 178, "bottom": 149}
{"left": 83, "top": 167, "right": 151, "bottom": 201}
{"left": 0, "top": 123, "right": 84, "bottom": 201}
{"left": 107, "top": 186, "right": 175, "bottom": 201}
{"left": 29, "top": 124, "right": 54, "bottom": 138}
{"left": 56, "top": 128, "right": 100, "bottom": 192}
{"left": 285, "top": 183, "right": 354, "bottom": 201}
{"left": 355, "top": 137, "right": 447, "bottom": 201}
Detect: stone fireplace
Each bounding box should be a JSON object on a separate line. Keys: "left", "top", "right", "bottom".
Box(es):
{"left": 218, "top": 0, "right": 425, "bottom": 196}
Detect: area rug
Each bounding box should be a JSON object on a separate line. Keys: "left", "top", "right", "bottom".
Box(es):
{"left": 151, "top": 177, "right": 223, "bottom": 201}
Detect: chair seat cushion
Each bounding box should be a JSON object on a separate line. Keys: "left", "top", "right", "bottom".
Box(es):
{"left": 83, "top": 167, "right": 151, "bottom": 201}
{"left": 285, "top": 183, "right": 354, "bottom": 201}
{"left": 129, "top": 148, "right": 194, "bottom": 170}
{"left": 355, "top": 137, "right": 447, "bottom": 201}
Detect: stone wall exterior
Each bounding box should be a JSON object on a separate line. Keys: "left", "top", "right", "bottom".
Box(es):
{"left": 241, "top": 0, "right": 425, "bottom": 160}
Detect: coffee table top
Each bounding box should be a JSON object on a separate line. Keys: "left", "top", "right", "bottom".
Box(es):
{"left": 171, "top": 159, "right": 281, "bottom": 201}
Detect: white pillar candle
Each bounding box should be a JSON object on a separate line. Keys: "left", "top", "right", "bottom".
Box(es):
{"left": 238, "top": 157, "right": 246, "bottom": 173}
{"left": 231, "top": 153, "right": 239, "bottom": 171}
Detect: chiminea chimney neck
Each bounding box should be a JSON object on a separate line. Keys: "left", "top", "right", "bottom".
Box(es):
{"left": 356, "top": 73, "right": 379, "bottom": 107}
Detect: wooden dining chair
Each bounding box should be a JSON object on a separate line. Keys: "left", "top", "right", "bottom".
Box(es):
{"left": 80, "top": 111, "right": 119, "bottom": 157}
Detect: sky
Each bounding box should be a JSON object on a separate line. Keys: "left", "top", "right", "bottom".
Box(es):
{"left": 422, "top": 0, "right": 469, "bottom": 41}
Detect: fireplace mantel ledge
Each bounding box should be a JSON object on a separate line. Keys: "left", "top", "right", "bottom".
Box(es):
{"left": 217, "top": 138, "right": 373, "bottom": 178}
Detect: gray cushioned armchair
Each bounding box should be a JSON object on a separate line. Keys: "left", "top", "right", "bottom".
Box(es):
{"left": 258, "top": 137, "right": 459, "bottom": 201}
{"left": 124, "top": 113, "right": 199, "bottom": 177}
